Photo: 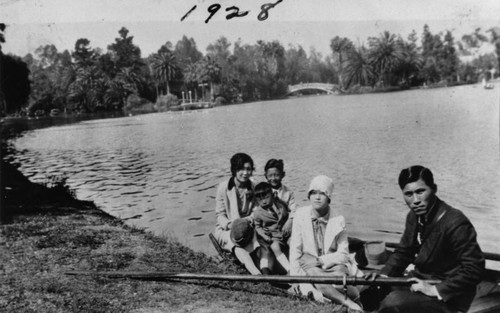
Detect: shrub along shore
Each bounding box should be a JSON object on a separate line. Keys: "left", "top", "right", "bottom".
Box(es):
{"left": 0, "top": 161, "right": 351, "bottom": 313}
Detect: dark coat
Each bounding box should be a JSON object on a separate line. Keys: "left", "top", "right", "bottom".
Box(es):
{"left": 253, "top": 200, "right": 289, "bottom": 241}
{"left": 380, "top": 198, "right": 485, "bottom": 312}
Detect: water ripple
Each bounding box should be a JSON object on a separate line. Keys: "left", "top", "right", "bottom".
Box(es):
{"left": 8, "top": 85, "right": 500, "bottom": 256}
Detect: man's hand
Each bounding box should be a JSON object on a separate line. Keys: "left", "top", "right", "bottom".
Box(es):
{"left": 408, "top": 278, "right": 439, "bottom": 297}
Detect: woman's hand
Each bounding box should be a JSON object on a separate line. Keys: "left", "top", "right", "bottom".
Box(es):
{"left": 262, "top": 234, "right": 272, "bottom": 243}
{"left": 299, "top": 253, "right": 322, "bottom": 268}
{"left": 364, "top": 271, "right": 388, "bottom": 281}
{"left": 282, "top": 219, "right": 293, "bottom": 237}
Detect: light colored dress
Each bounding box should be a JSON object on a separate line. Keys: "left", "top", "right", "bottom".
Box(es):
{"left": 213, "top": 177, "right": 257, "bottom": 251}
{"left": 289, "top": 205, "right": 361, "bottom": 301}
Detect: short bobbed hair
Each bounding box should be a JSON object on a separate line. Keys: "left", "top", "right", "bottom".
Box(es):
{"left": 398, "top": 165, "right": 437, "bottom": 190}
{"left": 264, "top": 159, "right": 284, "bottom": 173}
{"left": 230, "top": 153, "right": 254, "bottom": 177}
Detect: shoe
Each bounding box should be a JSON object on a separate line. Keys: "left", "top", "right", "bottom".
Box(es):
{"left": 261, "top": 267, "right": 271, "bottom": 275}
{"left": 287, "top": 285, "right": 301, "bottom": 296}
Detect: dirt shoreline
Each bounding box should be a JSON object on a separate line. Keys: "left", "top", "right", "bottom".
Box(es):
{"left": 0, "top": 161, "right": 345, "bottom": 313}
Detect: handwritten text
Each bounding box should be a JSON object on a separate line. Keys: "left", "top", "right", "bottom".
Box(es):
{"left": 181, "top": 0, "right": 283, "bottom": 23}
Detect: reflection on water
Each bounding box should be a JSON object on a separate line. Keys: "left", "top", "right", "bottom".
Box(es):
{"left": 7, "top": 84, "right": 500, "bottom": 260}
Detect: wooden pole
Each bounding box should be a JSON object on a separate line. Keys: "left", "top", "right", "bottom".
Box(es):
{"left": 208, "top": 233, "right": 230, "bottom": 261}
{"left": 65, "top": 271, "right": 441, "bottom": 287}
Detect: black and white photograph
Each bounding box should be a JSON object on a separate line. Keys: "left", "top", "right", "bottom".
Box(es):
{"left": 1, "top": 0, "right": 499, "bottom": 312}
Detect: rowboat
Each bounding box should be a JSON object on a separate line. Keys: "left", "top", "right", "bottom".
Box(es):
{"left": 64, "top": 266, "right": 500, "bottom": 313}
{"left": 208, "top": 233, "right": 500, "bottom": 313}
{"left": 64, "top": 234, "right": 500, "bottom": 313}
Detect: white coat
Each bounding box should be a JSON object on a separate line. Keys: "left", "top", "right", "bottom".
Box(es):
{"left": 289, "top": 205, "right": 360, "bottom": 301}
{"left": 289, "top": 205, "right": 350, "bottom": 276}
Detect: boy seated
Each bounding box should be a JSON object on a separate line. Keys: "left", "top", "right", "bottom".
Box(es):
{"left": 253, "top": 182, "right": 290, "bottom": 273}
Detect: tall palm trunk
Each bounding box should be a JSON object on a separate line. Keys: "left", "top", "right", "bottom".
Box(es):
{"left": 337, "top": 54, "right": 344, "bottom": 89}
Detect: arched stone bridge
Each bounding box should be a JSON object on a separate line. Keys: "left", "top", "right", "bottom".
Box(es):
{"left": 287, "top": 83, "right": 339, "bottom": 95}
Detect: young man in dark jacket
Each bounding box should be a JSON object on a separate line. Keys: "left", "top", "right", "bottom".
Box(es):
{"left": 374, "top": 165, "right": 484, "bottom": 313}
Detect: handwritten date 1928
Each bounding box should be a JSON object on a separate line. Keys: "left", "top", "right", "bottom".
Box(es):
{"left": 181, "top": 0, "right": 283, "bottom": 23}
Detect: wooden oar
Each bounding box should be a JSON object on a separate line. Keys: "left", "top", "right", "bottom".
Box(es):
{"left": 64, "top": 271, "right": 441, "bottom": 286}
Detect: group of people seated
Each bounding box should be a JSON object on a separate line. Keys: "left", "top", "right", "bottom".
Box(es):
{"left": 213, "top": 154, "right": 295, "bottom": 276}
{"left": 212, "top": 152, "right": 485, "bottom": 313}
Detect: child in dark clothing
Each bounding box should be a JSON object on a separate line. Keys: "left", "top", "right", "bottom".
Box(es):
{"left": 264, "top": 159, "right": 296, "bottom": 239}
{"left": 253, "top": 181, "right": 290, "bottom": 272}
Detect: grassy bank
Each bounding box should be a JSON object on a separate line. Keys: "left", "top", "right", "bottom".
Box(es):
{"left": 0, "top": 161, "right": 347, "bottom": 313}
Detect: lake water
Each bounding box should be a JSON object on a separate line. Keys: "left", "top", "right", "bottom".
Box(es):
{"left": 8, "top": 84, "right": 500, "bottom": 267}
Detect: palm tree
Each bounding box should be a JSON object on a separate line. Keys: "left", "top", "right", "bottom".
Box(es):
{"left": 106, "top": 68, "right": 137, "bottom": 108}
{"left": 54, "top": 64, "right": 77, "bottom": 113}
{"left": 104, "top": 79, "right": 129, "bottom": 110}
{"left": 183, "top": 63, "right": 200, "bottom": 100}
{"left": 330, "top": 36, "right": 354, "bottom": 89}
{"left": 151, "top": 51, "right": 178, "bottom": 96}
{"left": 147, "top": 63, "right": 159, "bottom": 98}
{"left": 68, "top": 66, "right": 102, "bottom": 112}
{"left": 395, "top": 35, "right": 423, "bottom": 87}
{"left": 197, "top": 56, "right": 221, "bottom": 100}
{"left": 368, "top": 31, "right": 404, "bottom": 86}
{"left": 343, "top": 45, "right": 374, "bottom": 88}
{"left": 117, "top": 67, "right": 141, "bottom": 94}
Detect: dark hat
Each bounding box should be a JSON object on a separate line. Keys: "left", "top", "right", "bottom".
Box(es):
{"left": 230, "top": 218, "right": 254, "bottom": 248}
{"left": 364, "top": 241, "right": 388, "bottom": 269}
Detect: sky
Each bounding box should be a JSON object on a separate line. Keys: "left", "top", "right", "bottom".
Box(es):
{"left": 1, "top": 0, "right": 500, "bottom": 57}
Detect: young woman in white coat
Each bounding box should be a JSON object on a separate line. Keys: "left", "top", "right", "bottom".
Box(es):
{"left": 213, "top": 152, "right": 261, "bottom": 274}
{"left": 289, "top": 175, "right": 362, "bottom": 311}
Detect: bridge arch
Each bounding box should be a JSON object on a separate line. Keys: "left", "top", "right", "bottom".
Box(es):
{"left": 287, "top": 83, "right": 339, "bottom": 95}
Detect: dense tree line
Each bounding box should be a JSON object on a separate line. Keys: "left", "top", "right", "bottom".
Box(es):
{"left": 1, "top": 24, "right": 499, "bottom": 116}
